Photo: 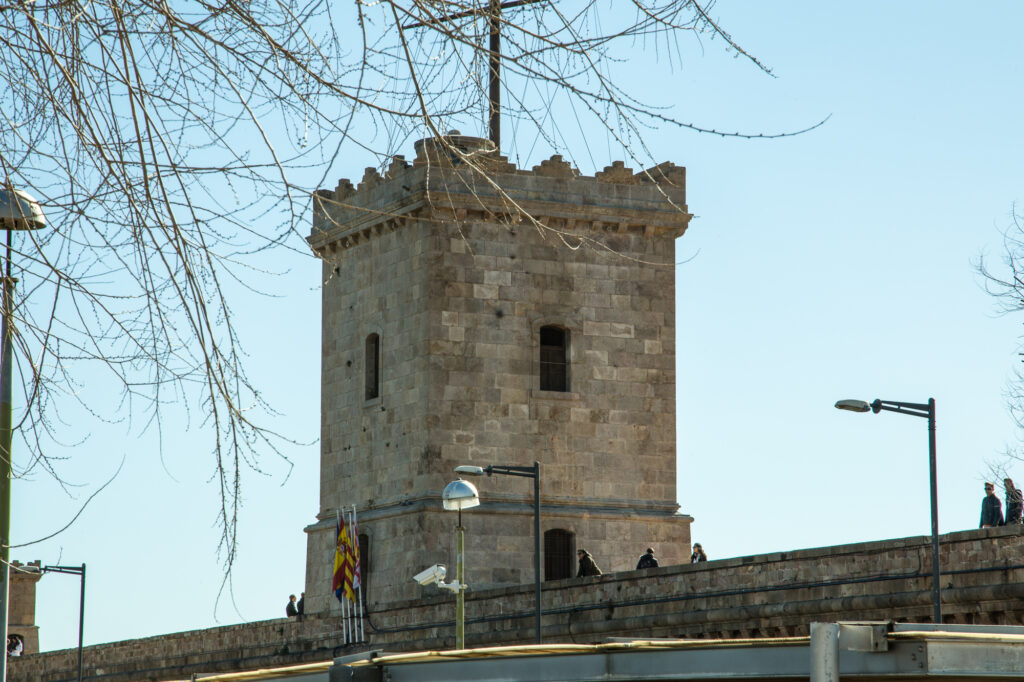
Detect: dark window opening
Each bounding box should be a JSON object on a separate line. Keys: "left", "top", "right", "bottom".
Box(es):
{"left": 544, "top": 528, "right": 575, "bottom": 581}
{"left": 365, "top": 334, "right": 380, "bottom": 400}
{"left": 7, "top": 633, "right": 24, "bottom": 656}
{"left": 539, "top": 326, "right": 569, "bottom": 392}
{"left": 357, "top": 533, "right": 369, "bottom": 606}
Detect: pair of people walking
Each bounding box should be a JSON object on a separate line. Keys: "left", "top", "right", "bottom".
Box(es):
{"left": 635, "top": 544, "right": 707, "bottom": 567}
{"left": 980, "top": 479, "right": 1023, "bottom": 527}
{"left": 285, "top": 593, "right": 305, "bottom": 618}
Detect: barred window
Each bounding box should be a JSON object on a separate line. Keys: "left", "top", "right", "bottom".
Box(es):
{"left": 539, "top": 326, "right": 569, "bottom": 392}
{"left": 365, "top": 334, "right": 380, "bottom": 400}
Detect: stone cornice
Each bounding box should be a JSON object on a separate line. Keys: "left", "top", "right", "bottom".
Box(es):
{"left": 306, "top": 496, "right": 689, "bottom": 532}
{"left": 308, "top": 137, "right": 690, "bottom": 255}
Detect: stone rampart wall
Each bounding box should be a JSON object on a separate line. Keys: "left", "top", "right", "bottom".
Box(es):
{"left": 14, "top": 527, "right": 1024, "bottom": 682}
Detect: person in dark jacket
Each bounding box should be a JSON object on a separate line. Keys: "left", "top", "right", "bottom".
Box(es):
{"left": 576, "top": 549, "right": 602, "bottom": 577}
{"left": 690, "top": 543, "right": 707, "bottom": 563}
{"left": 1005, "top": 478, "right": 1023, "bottom": 525}
{"left": 636, "top": 547, "right": 659, "bottom": 570}
{"left": 286, "top": 594, "right": 298, "bottom": 617}
{"left": 980, "top": 482, "right": 1004, "bottom": 528}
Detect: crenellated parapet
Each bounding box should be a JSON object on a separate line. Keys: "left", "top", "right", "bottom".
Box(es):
{"left": 308, "top": 135, "right": 689, "bottom": 255}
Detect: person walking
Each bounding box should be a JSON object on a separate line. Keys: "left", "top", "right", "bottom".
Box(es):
{"left": 1005, "top": 478, "right": 1023, "bottom": 525}
{"left": 690, "top": 543, "right": 707, "bottom": 563}
{"left": 980, "top": 482, "right": 1004, "bottom": 528}
{"left": 636, "top": 547, "right": 659, "bottom": 570}
{"left": 576, "top": 549, "right": 602, "bottom": 577}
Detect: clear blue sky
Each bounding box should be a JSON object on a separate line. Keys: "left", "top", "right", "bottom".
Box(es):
{"left": 16, "top": 1, "right": 1024, "bottom": 652}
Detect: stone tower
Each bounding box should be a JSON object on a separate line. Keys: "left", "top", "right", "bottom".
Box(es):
{"left": 304, "top": 135, "right": 692, "bottom": 614}
{"left": 9, "top": 560, "right": 41, "bottom": 655}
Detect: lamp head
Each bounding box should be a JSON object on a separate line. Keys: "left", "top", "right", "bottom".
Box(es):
{"left": 454, "top": 465, "right": 485, "bottom": 476}
{"left": 442, "top": 479, "right": 480, "bottom": 511}
{"left": 0, "top": 187, "right": 46, "bottom": 230}
{"left": 835, "top": 399, "right": 872, "bottom": 413}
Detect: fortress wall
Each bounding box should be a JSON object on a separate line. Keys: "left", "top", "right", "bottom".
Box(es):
{"left": 13, "top": 526, "right": 1024, "bottom": 682}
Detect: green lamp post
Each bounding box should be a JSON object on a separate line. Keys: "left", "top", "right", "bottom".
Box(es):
{"left": 0, "top": 186, "right": 46, "bottom": 682}
{"left": 442, "top": 478, "right": 480, "bottom": 649}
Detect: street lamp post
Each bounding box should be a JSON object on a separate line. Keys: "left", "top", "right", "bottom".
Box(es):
{"left": 0, "top": 187, "right": 46, "bottom": 682}
{"left": 455, "top": 462, "right": 541, "bottom": 644}
{"left": 835, "top": 397, "right": 941, "bottom": 624}
{"left": 441, "top": 478, "right": 480, "bottom": 649}
{"left": 21, "top": 564, "right": 86, "bottom": 682}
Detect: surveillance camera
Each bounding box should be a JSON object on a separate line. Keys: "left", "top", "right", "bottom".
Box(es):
{"left": 412, "top": 564, "right": 446, "bottom": 586}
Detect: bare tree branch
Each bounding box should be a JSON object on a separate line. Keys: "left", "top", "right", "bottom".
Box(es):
{"left": 1, "top": 0, "right": 818, "bottom": 577}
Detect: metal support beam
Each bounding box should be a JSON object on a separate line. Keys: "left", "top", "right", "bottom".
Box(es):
{"left": 810, "top": 622, "right": 840, "bottom": 682}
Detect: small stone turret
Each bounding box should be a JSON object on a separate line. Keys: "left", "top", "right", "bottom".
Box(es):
{"left": 9, "top": 560, "right": 41, "bottom": 655}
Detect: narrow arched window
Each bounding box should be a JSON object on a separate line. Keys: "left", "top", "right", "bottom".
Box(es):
{"left": 544, "top": 528, "right": 575, "bottom": 581}
{"left": 365, "top": 334, "right": 380, "bottom": 400}
{"left": 6, "top": 633, "right": 24, "bottom": 656}
{"left": 539, "top": 326, "right": 569, "bottom": 392}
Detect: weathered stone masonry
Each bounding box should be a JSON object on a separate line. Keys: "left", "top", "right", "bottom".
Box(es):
{"left": 14, "top": 528, "right": 1024, "bottom": 682}
{"left": 9, "top": 560, "right": 41, "bottom": 655}
{"left": 304, "top": 136, "right": 694, "bottom": 615}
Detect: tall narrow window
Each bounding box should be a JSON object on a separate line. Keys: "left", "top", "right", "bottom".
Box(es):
{"left": 539, "top": 326, "right": 569, "bottom": 391}
{"left": 365, "top": 333, "right": 380, "bottom": 400}
{"left": 544, "top": 528, "right": 575, "bottom": 581}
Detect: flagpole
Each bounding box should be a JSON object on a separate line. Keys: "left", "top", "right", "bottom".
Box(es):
{"left": 344, "top": 585, "right": 352, "bottom": 643}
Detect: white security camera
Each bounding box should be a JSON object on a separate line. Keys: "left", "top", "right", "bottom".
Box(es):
{"left": 412, "top": 564, "right": 447, "bottom": 586}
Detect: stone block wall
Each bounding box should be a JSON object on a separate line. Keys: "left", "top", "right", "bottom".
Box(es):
{"left": 316, "top": 219, "right": 433, "bottom": 508}
{"left": 305, "top": 137, "right": 694, "bottom": 615}
{"left": 9, "top": 560, "right": 41, "bottom": 655}
{"left": 14, "top": 528, "right": 1024, "bottom": 682}
{"left": 424, "top": 217, "right": 680, "bottom": 507}
{"left": 304, "top": 212, "right": 434, "bottom": 615}
{"left": 369, "top": 525, "right": 1024, "bottom": 647}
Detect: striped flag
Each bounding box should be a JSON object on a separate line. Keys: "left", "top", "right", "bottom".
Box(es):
{"left": 350, "top": 511, "right": 362, "bottom": 592}
{"left": 332, "top": 513, "right": 356, "bottom": 602}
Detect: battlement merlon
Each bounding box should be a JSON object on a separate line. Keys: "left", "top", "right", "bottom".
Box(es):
{"left": 307, "top": 137, "right": 690, "bottom": 254}
{"left": 10, "top": 560, "right": 42, "bottom": 582}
